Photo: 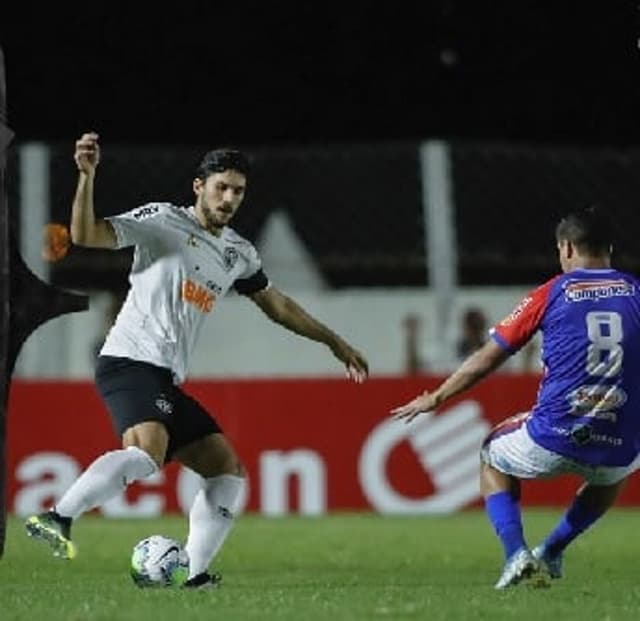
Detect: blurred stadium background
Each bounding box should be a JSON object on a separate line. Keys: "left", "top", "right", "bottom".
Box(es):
{"left": 8, "top": 139, "right": 640, "bottom": 378}
{"left": 3, "top": 0, "right": 640, "bottom": 550}
{"left": 7, "top": 135, "right": 640, "bottom": 522}
{"left": 4, "top": 4, "right": 640, "bottom": 618}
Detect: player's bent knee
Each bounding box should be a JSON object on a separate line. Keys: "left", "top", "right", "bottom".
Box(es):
{"left": 214, "top": 446, "right": 246, "bottom": 477}
{"left": 173, "top": 432, "right": 243, "bottom": 477}
{"left": 122, "top": 421, "right": 169, "bottom": 467}
{"left": 579, "top": 478, "right": 626, "bottom": 512}
{"left": 200, "top": 454, "right": 244, "bottom": 478}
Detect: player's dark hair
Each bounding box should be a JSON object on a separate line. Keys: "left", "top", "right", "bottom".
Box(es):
{"left": 196, "top": 149, "right": 250, "bottom": 179}
{"left": 555, "top": 206, "right": 614, "bottom": 256}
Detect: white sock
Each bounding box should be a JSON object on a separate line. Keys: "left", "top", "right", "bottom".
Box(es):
{"left": 185, "top": 474, "right": 245, "bottom": 578}
{"left": 55, "top": 446, "right": 158, "bottom": 520}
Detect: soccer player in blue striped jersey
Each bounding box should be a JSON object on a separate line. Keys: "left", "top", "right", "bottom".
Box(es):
{"left": 391, "top": 207, "right": 640, "bottom": 589}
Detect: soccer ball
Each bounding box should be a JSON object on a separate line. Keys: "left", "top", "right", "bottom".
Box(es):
{"left": 130, "top": 535, "right": 189, "bottom": 588}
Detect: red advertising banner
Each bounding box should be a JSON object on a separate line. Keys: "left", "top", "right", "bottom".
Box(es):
{"left": 8, "top": 375, "right": 640, "bottom": 516}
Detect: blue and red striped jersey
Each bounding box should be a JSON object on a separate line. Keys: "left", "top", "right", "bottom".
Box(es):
{"left": 491, "top": 268, "right": 640, "bottom": 466}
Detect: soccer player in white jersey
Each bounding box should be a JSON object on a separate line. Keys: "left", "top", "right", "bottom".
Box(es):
{"left": 391, "top": 207, "right": 640, "bottom": 590}
{"left": 25, "top": 132, "right": 369, "bottom": 589}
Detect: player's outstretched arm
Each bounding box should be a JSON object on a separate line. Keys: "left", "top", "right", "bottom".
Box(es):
{"left": 391, "top": 340, "right": 509, "bottom": 422}
{"left": 249, "top": 286, "right": 369, "bottom": 383}
{"left": 69, "top": 132, "right": 117, "bottom": 249}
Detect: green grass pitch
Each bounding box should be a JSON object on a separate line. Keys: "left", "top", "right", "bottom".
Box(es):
{"left": 2, "top": 510, "right": 640, "bottom": 620}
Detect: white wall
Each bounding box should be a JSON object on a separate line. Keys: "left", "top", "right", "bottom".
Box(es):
{"left": 14, "top": 287, "right": 540, "bottom": 379}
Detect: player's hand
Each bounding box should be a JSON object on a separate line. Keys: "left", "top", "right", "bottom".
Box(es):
{"left": 331, "top": 340, "right": 369, "bottom": 383}
{"left": 391, "top": 390, "right": 438, "bottom": 423}
{"left": 74, "top": 132, "right": 101, "bottom": 174}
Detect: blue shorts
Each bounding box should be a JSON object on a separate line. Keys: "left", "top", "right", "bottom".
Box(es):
{"left": 95, "top": 355, "right": 222, "bottom": 461}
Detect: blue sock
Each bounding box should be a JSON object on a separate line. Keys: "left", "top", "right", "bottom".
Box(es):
{"left": 485, "top": 491, "right": 526, "bottom": 560}
{"left": 543, "top": 498, "right": 602, "bottom": 556}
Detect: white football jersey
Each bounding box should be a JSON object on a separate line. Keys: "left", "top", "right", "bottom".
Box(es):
{"left": 99, "top": 202, "right": 268, "bottom": 383}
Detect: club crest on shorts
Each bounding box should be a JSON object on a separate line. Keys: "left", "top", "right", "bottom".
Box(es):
{"left": 222, "top": 247, "right": 239, "bottom": 271}
{"left": 155, "top": 395, "right": 174, "bottom": 415}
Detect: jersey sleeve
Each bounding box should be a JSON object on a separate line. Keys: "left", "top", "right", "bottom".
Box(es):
{"left": 490, "top": 277, "right": 558, "bottom": 353}
{"left": 106, "top": 203, "right": 166, "bottom": 249}
{"left": 233, "top": 243, "right": 270, "bottom": 295}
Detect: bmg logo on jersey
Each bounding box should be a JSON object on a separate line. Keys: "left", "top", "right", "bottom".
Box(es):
{"left": 182, "top": 279, "right": 215, "bottom": 313}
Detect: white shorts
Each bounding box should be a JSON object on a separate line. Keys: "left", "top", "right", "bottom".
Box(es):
{"left": 481, "top": 412, "right": 640, "bottom": 486}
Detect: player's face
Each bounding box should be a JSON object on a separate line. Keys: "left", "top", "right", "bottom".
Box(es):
{"left": 193, "top": 170, "right": 246, "bottom": 234}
